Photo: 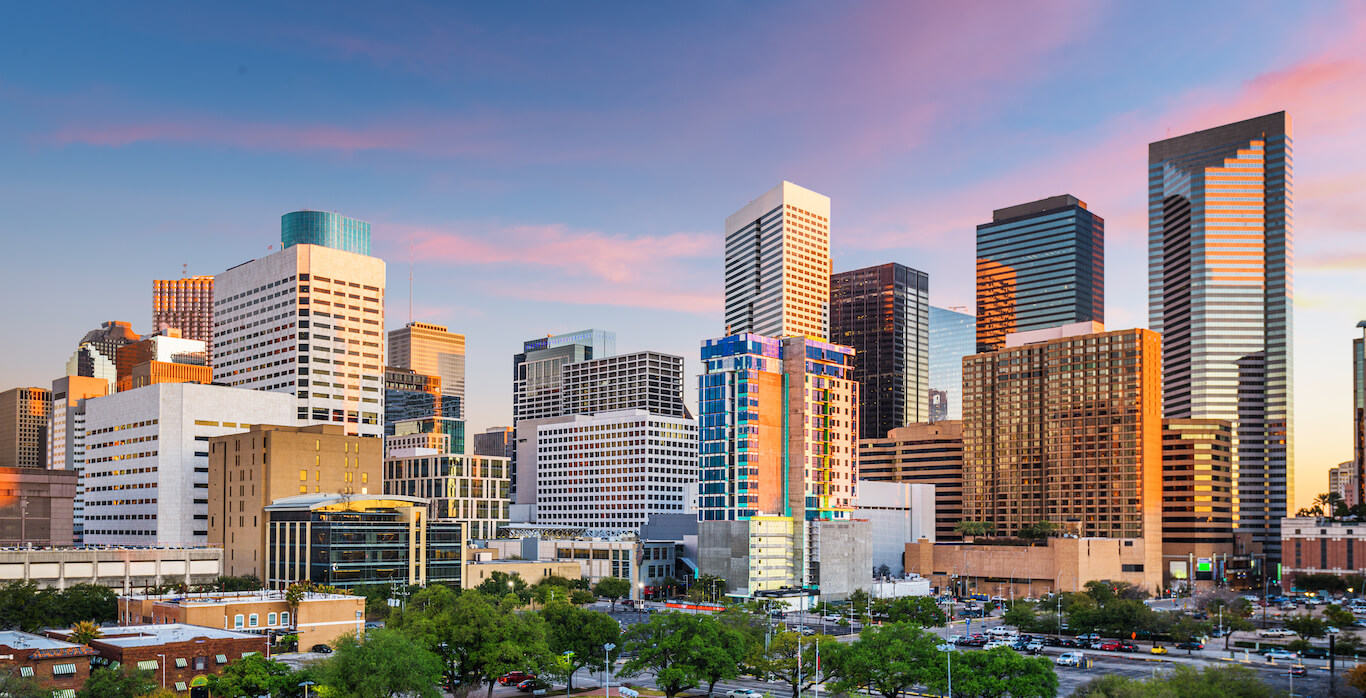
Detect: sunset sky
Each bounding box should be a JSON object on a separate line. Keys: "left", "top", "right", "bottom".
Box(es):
{"left": 3, "top": 2, "right": 1364, "bottom": 508}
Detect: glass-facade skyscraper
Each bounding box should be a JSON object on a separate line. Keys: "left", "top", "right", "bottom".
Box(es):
{"left": 1354, "top": 322, "right": 1365, "bottom": 506}
{"left": 928, "top": 306, "right": 976, "bottom": 421}
{"left": 1148, "top": 111, "right": 1293, "bottom": 559}
{"left": 975, "top": 195, "right": 1104, "bottom": 351}
{"left": 830, "top": 263, "right": 929, "bottom": 439}
{"left": 281, "top": 210, "right": 372, "bottom": 255}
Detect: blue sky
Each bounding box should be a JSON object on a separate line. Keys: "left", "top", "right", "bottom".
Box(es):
{"left": 4, "top": 1, "right": 1365, "bottom": 507}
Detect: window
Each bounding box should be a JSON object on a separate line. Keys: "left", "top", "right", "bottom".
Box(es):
{"left": 195, "top": 656, "right": 206, "bottom": 670}
{"left": 268, "top": 612, "right": 277, "bottom": 625}
{"left": 234, "top": 614, "right": 244, "bottom": 629}
{"left": 175, "top": 658, "right": 188, "bottom": 668}
{"left": 281, "top": 611, "right": 290, "bottom": 627}
{"left": 249, "top": 613, "right": 259, "bottom": 627}
{"left": 19, "top": 667, "right": 33, "bottom": 677}
{"left": 138, "top": 660, "right": 159, "bottom": 670}
{"left": 216, "top": 654, "right": 229, "bottom": 664}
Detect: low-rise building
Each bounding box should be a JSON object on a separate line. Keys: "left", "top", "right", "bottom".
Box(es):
{"left": 0, "top": 631, "right": 97, "bottom": 695}
{"left": 49, "top": 623, "right": 267, "bottom": 695}
{"left": 856, "top": 481, "right": 936, "bottom": 576}
{"left": 1281, "top": 516, "right": 1366, "bottom": 591}
{"left": 699, "top": 517, "right": 873, "bottom": 601}
{"left": 904, "top": 536, "right": 1162, "bottom": 598}
{"left": 858, "top": 421, "right": 964, "bottom": 541}
{"left": 0, "top": 547, "right": 222, "bottom": 591}
{"left": 117, "top": 590, "right": 363, "bottom": 650}
{"left": 0, "top": 467, "right": 77, "bottom": 546}
{"left": 462, "top": 556, "right": 583, "bottom": 590}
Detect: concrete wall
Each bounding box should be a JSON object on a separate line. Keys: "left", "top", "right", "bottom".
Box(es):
{"left": 698, "top": 520, "right": 752, "bottom": 595}
{"left": 905, "top": 536, "right": 1161, "bottom": 598}
{"left": 0, "top": 547, "right": 223, "bottom": 591}
{"left": 812, "top": 519, "right": 873, "bottom": 600}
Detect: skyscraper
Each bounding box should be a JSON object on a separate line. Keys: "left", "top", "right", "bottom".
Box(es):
{"left": 0, "top": 387, "right": 51, "bottom": 468}
{"left": 1149, "top": 112, "right": 1293, "bottom": 558}
{"left": 49, "top": 375, "right": 108, "bottom": 542}
{"left": 114, "top": 329, "right": 210, "bottom": 392}
{"left": 384, "top": 367, "right": 463, "bottom": 453}
{"left": 281, "top": 210, "right": 372, "bottom": 256}
{"left": 830, "top": 263, "right": 929, "bottom": 439}
{"left": 858, "top": 421, "right": 965, "bottom": 541}
{"left": 976, "top": 195, "right": 1104, "bottom": 351}
{"left": 928, "top": 306, "right": 976, "bottom": 421}
{"left": 1354, "top": 321, "right": 1365, "bottom": 506}
{"left": 213, "top": 239, "right": 386, "bottom": 438}
{"left": 153, "top": 276, "right": 215, "bottom": 357}
{"left": 388, "top": 322, "right": 466, "bottom": 413}
{"left": 724, "top": 182, "right": 831, "bottom": 341}
{"left": 561, "top": 351, "right": 688, "bottom": 418}
{"left": 66, "top": 321, "right": 141, "bottom": 389}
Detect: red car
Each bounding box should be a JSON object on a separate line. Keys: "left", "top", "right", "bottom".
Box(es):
{"left": 500, "top": 672, "right": 536, "bottom": 686}
{"left": 1099, "top": 641, "right": 1121, "bottom": 651}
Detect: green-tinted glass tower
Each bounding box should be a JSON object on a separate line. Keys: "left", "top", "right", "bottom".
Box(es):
{"left": 281, "top": 210, "right": 371, "bottom": 255}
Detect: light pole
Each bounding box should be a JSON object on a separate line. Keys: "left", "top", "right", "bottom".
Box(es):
{"left": 299, "top": 680, "right": 315, "bottom": 698}
{"left": 604, "top": 643, "right": 616, "bottom": 697}
{"left": 156, "top": 653, "right": 166, "bottom": 688}
{"left": 637, "top": 582, "right": 645, "bottom": 621}
{"left": 943, "top": 643, "right": 952, "bottom": 698}
{"left": 562, "top": 650, "right": 574, "bottom": 698}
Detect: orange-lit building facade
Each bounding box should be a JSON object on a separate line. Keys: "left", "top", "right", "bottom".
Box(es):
{"left": 962, "top": 325, "right": 1162, "bottom": 577}
{"left": 153, "top": 276, "right": 215, "bottom": 359}
{"left": 388, "top": 322, "right": 466, "bottom": 410}
{"left": 0, "top": 387, "right": 51, "bottom": 468}
{"left": 1160, "top": 418, "right": 1237, "bottom": 584}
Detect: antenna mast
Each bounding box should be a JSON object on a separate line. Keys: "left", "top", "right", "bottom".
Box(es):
{"left": 408, "top": 239, "right": 414, "bottom": 325}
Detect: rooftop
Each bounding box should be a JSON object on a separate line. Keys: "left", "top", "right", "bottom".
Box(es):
{"left": 122, "top": 589, "right": 355, "bottom": 605}
{"left": 87, "top": 624, "right": 261, "bottom": 647}
{"left": 0, "top": 631, "right": 84, "bottom": 651}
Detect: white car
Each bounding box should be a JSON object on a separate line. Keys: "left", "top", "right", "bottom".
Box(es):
{"left": 1258, "top": 628, "right": 1296, "bottom": 637}
{"left": 946, "top": 635, "right": 963, "bottom": 644}
{"left": 983, "top": 640, "right": 1012, "bottom": 650}
{"left": 823, "top": 613, "right": 841, "bottom": 622}
{"left": 1055, "top": 651, "right": 1085, "bottom": 667}
{"left": 1327, "top": 626, "right": 1341, "bottom": 634}
{"left": 1264, "top": 649, "right": 1298, "bottom": 660}
{"left": 726, "top": 691, "right": 762, "bottom": 698}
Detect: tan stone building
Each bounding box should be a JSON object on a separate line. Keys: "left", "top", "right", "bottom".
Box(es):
{"left": 858, "top": 421, "right": 964, "bottom": 541}
{"left": 0, "top": 387, "right": 51, "bottom": 468}
{"left": 0, "top": 467, "right": 77, "bottom": 546}
{"left": 208, "top": 424, "right": 382, "bottom": 579}
{"left": 117, "top": 590, "right": 364, "bottom": 650}
{"left": 463, "top": 555, "right": 583, "bottom": 590}
{"left": 905, "top": 536, "right": 1162, "bottom": 598}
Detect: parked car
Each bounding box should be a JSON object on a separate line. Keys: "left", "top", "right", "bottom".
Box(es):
{"left": 946, "top": 635, "right": 963, "bottom": 644}
{"left": 1300, "top": 647, "right": 1330, "bottom": 659}
{"left": 727, "top": 690, "right": 764, "bottom": 698}
{"left": 800, "top": 627, "right": 816, "bottom": 636}
{"left": 1151, "top": 646, "right": 1168, "bottom": 655}
{"left": 311, "top": 644, "right": 333, "bottom": 654}
{"left": 1263, "top": 649, "right": 1298, "bottom": 660}
{"left": 1077, "top": 632, "right": 1101, "bottom": 641}
{"left": 1258, "top": 628, "right": 1296, "bottom": 637}
{"left": 1117, "top": 642, "right": 1139, "bottom": 652}
{"left": 500, "top": 672, "right": 537, "bottom": 686}
{"left": 1055, "top": 652, "right": 1085, "bottom": 667}
{"left": 1098, "top": 641, "right": 1121, "bottom": 651}
{"left": 1174, "top": 641, "right": 1204, "bottom": 650}
{"left": 1326, "top": 626, "right": 1341, "bottom": 634}
{"left": 1059, "top": 638, "right": 1085, "bottom": 648}
{"left": 823, "top": 613, "right": 841, "bottom": 622}
{"left": 1023, "top": 641, "right": 1044, "bottom": 654}
{"left": 1288, "top": 665, "right": 1308, "bottom": 677}
{"left": 518, "top": 679, "right": 553, "bottom": 693}
{"left": 983, "top": 640, "right": 1011, "bottom": 650}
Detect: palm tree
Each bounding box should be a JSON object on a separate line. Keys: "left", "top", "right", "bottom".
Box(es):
{"left": 69, "top": 620, "right": 102, "bottom": 646}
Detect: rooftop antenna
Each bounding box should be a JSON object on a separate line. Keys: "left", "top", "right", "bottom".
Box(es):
{"left": 409, "top": 238, "right": 414, "bottom": 325}
{"left": 181, "top": 263, "right": 188, "bottom": 278}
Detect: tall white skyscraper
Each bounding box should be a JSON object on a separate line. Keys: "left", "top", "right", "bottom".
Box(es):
{"left": 724, "top": 181, "right": 832, "bottom": 341}
{"left": 214, "top": 242, "right": 386, "bottom": 438}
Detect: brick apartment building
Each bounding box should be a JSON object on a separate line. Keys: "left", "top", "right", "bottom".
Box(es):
{"left": 0, "top": 631, "right": 97, "bottom": 697}
{"left": 47, "top": 624, "right": 265, "bottom": 696}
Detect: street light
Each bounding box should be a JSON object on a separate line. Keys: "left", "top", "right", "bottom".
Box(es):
{"left": 299, "top": 680, "right": 316, "bottom": 698}
{"left": 562, "top": 651, "right": 574, "bottom": 698}
{"left": 156, "top": 653, "right": 166, "bottom": 688}
{"left": 943, "top": 642, "right": 953, "bottom": 698}
{"left": 604, "top": 643, "right": 617, "bottom": 698}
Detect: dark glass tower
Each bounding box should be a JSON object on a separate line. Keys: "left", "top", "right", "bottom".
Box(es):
{"left": 830, "top": 263, "right": 929, "bottom": 439}
{"left": 1354, "top": 322, "right": 1365, "bottom": 507}
{"left": 1149, "top": 112, "right": 1293, "bottom": 559}
{"left": 975, "top": 195, "right": 1104, "bottom": 351}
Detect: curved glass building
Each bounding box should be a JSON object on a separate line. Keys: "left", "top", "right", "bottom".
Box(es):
{"left": 281, "top": 210, "right": 371, "bottom": 255}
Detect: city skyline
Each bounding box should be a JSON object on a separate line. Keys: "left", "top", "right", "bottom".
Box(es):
{"left": 4, "top": 3, "right": 1366, "bottom": 507}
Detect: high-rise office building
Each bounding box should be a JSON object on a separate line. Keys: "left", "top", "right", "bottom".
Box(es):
{"left": 66, "top": 321, "right": 141, "bottom": 389}
{"left": 82, "top": 382, "right": 294, "bottom": 546}
{"left": 49, "top": 375, "right": 109, "bottom": 542}
{"left": 209, "top": 424, "right": 382, "bottom": 579}
{"left": 830, "top": 263, "right": 930, "bottom": 438}
{"left": 724, "top": 182, "right": 832, "bottom": 341}
{"left": 384, "top": 449, "right": 510, "bottom": 539}
{"left": 976, "top": 195, "right": 1104, "bottom": 351}
{"left": 695, "top": 333, "right": 867, "bottom": 597}
{"left": 388, "top": 322, "right": 466, "bottom": 411}
{"left": 281, "top": 210, "right": 372, "bottom": 256}
{"left": 214, "top": 241, "right": 386, "bottom": 438}
{"left": 1149, "top": 112, "right": 1293, "bottom": 558}
{"left": 153, "top": 276, "right": 215, "bottom": 358}
{"left": 0, "top": 387, "right": 51, "bottom": 468}
{"left": 114, "top": 329, "right": 210, "bottom": 392}
{"left": 1160, "top": 419, "right": 1237, "bottom": 579}
{"left": 858, "top": 421, "right": 964, "bottom": 541}
{"left": 474, "top": 426, "right": 513, "bottom": 460}
{"left": 562, "top": 351, "right": 688, "bottom": 418}
{"left": 1330, "top": 462, "right": 1358, "bottom": 509}
{"left": 962, "top": 324, "right": 1162, "bottom": 579}
{"left": 1354, "top": 321, "right": 1365, "bottom": 506}
{"left": 383, "top": 367, "right": 463, "bottom": 454}
{"left": 929, "top": 307, "right": 976, "bottom": 422}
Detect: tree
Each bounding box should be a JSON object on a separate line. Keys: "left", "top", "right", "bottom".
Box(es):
{"left": 205, "top": 654, "right": 316, "bottom": 698}
{"left": 1347, "top": 664, "right": 1366, "bottom": 697}
{"left": 954, "top": 521, "right": 994, "bottom": 538}
{"left": 1292, "top": 573, "right": 1349, "bottom": 594}
{"left": 570, "top": 589, "right": 597, "bottom": 605}
{"left": 68, "top": 620, "right": 103, "bottom": 645}
{"left": 1017, "top": 520, "right": 1061, "bottom": 541}
{"left": 1284, "top": 613, "right": 1328, "bottom": 641}
{"left": 353, "top": 583, "right": 394, "bottom": 620}
{"left": 883, "top": 596, "right": 946, "bottom": 627}
{"left": 76, "top": 667, "right": 158, "bottom": 698}
{"left": 59, "top": 583, "right": 118, "bottom": 625}
{"left": 621, "top": 612, "right": 706, "bottom": 698}
{"left": 474, "top": 571, "right": 530, "bottom": 600}
{"left": 390, "top": 585, "right": 550, "bottom": 697}
{"left": 846, "top": 588, "right": 873, "bottom": 625}
{"left": 693, "top": 574, "right": 727, "bottom": 603}
{"left": 1070, "top": 664, "right": 1274, "bottom": 698}
{"left": 595, "top": 577, "right": 633, "bottom": 611}
{"left": 1002, "top": 602, "right": 1038, "bottom": 631}
{"left": 1326, "top": 603, "right": 1356, "bottom": 627}
{"left": 541, "top": 601, "right": 621, "bottom": 690}
{"left": 691, "top": 614, "right": 749, "bottom": 697}
{"left": 824, "top": 622, "right": 939, "bottom": 698}
{"left": 320, "top": 629, "right": 443, "bottom": 698}
{"left": 746, "top": 631, "right": 839, "bottom": 698}
{"left": 1169, "top": 616, "right": 1211, "bottom": 654}
{"left": 930, "top": 647, "right": 1056, "bottom": 698}
{"left": 875, "top": 564, "right": 892, "bottom": 579}
{"left": 0, "top": 667, "right": 44, "bottom": 698}
{"left": 0, "top": 581, "right": 56, "bottom": 632}
{"left": 209, "top": 575, "right": 262, "bottom": 592}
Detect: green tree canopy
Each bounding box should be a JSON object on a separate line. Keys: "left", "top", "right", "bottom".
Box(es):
{"left": 205, "top": 654, "right": 316, "bottom": 698}
{"left": 75, "top": 667, "right": 157, "bottom": 698}
{"left": 933, "top": 647, "right": 1057, "bottom": 698}
{"left": 595, "top": 577, "right": 633, "bottom": 611}
{"left": 1326, "top": 603, "right": 1356, "bottom": 627}
{"left": 691, "top": 614, "right": 749, "bottom": 696}
{"left": 475, "top": 571, "right": 530, "bottom": 599}
{"left": 541, "top": 600, "right": 621, "bottom": 689}
{"left": 0, "top": 667, "right": 44, "bottom": 698}
{"left": 954, "top": 521, "right": 994, "bottom": 538}
{"left": 825, "top": 622, "right": 939, "bottom": 698}
{"left": 1069, "top": 664, "right": 1275, "bottom": 698}
{"left": 621, "top": 612, "right": 741, "bottom": 698}
{"left": 880, "top": 596, "right": 946, "bottom": 627}
{"left": 570, "top": 589, "right": 597, "bottom": 605}
{"left": 1284, "top": 613, "right": 1328, "bottom": 640}
{"left": 321, "top": 629, "right": 444, "bottom": 698}
{"left": 745, "top": 630, "right": 839, "bottom": 698}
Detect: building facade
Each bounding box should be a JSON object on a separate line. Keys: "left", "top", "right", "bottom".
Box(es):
{"left": 1160, "top": 419, "right": 1237, "bottom": 585}
{"left": 66, "top": 321, "right": 140, "bottom": 389}
{"left": 383, "top": 448, "right": 510, "bottom": 539}
{"left": 264, "top": 494, "right": 464, "bottom": 590}
{"left": 1330, "top": 462, "right": 1358, "bottom": 509}
{"left": 0, "top": 631, "right": 97, "bottom": 695}
{"left": 1281, "top": 516, "right": 1366, "bottom": 591}
{"left": 50, "top": 623, "right": 268, "bottom": 695}
{"left": 976, "top": 195, "right": 1104, "bottom": 352}
{"left": 388, "top": 321, "right": 466, "bottom": 410}
{"left": 384, "top": 367, "right": 463, "bottom": 452}
{"left": 856, "top": 481, "right": 935, "bottom": 576}
{"left": 117, "top": 590, "right": 364, "bottom": 650}
{"left": 1149, "top": 112, "right": 1293, "bottom": 559}
{"left": 0, "top": 467, "right": 76, "bottom": 546}
{"left": 533, "top": 409, "right": 696, "bottom": 533}
{"left": 858, "top": 421, "right": 964, "bottom": 542}
{"left": 0, "top": 547, "right": 223, "bottom": 591}
{"left": 474, "top": 426, "right": 514, "bottom": 459}
{"left": 153, "top": 276, "right": 215, "bottom": 358}
{"left": 49, "top": 375, "right": 109, "bottom": 541}
{"left": 962, "top": 325, "right": 1162, "bottom": 575}
{"left": 0, "top": 387, "right": 51, "bottom": 468}
{"left": 905, "top": 536, "right": 1162, "bottom": 597}
{"left": 114, "top": 330, "right": 210, "bottom": 392}
{"left": 281, "top": 210, "right": 371, "bottom": 255}
{"left": 81, "top": 382, "right": 294, "bottom": 546}
{"left": 213, "top": 242, "right": 386, "bottom": 438}
{"left": 830, "top": 263, "right": 930, "bottom": 438}
{"left": 208, "top": 424, "right": 382, "bottom": 580}
{"left": 561, "top": 351, "right": 689, "bottom": 418}
{"left": 724, "top": 181, "right": 832, "bottom": 341}
{"left": 928, "top": 306, "right": 976, "bottom": 421}
{"left": 1355, "top": 321, "right": 1365, "bottom": 506}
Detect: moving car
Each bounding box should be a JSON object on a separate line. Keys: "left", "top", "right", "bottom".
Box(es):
{"left": 500, "top": 672, "right": 537, "bottom": 686}
{"left": 517, "top": 679, "right": 553, "bottom": 692}
{"left": 1288, "top": 665, "right": 1308, "bottom": 677}
{"left": 727, "top": 690, "right": 764, "bottom": 698}
{"left": 1055, "top": 652, "right": 1085, "bottom": 667}
{"left": 1174, "top": 641, "right": 1204, "bottom": 650}
{"left": 1263, "top": 649, "right": 1298, "bottom": 660}
{"left": 823, "top": 613, "right": 841, "bottom": 622}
